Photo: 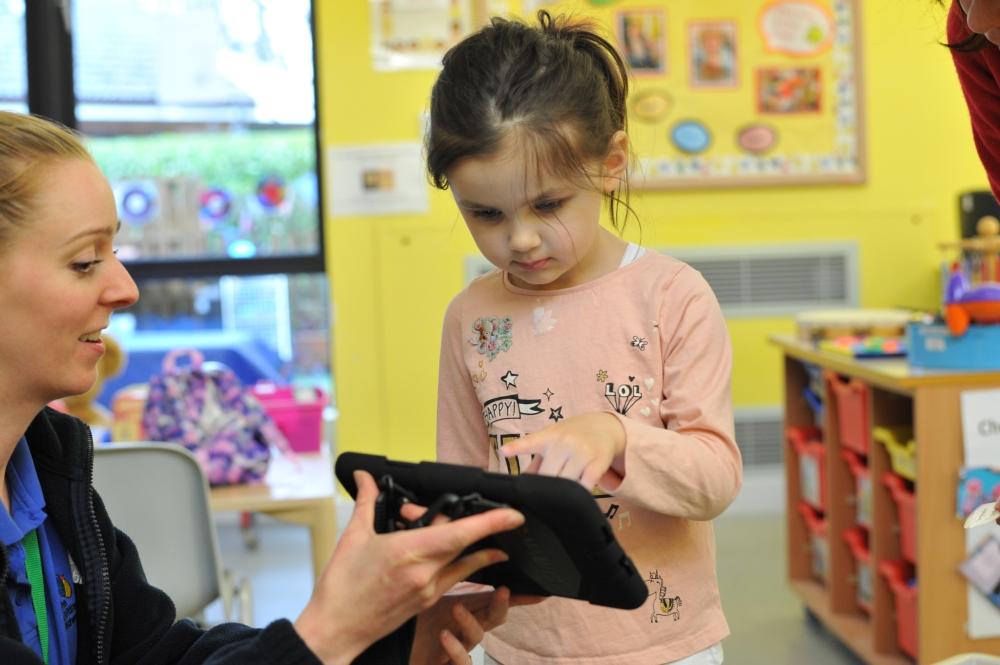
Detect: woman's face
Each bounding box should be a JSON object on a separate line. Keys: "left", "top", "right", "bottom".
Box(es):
{"left": 960, "top": 0, "right": 1000, "bottom": 45}
{"left": 0, "top": 159, "right": 138, "bottom": 406}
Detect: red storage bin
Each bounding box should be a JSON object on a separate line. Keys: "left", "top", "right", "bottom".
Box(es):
{"left": 797, "top": 501, "right": 829, "bottom": 583}
{"left": 252, "top": 383, "right": 327, "bottom": 452}
{"left": 879, "top": 560, "right": 918, "bottom": 659}
{"left": 883, "top": 471, "right": 917, "bottom": 563}
{"left": 843, "top": 527, "right": 873, "bottom": 613}
{"left": 826, "top": 372, "right": 871, "bottom": 455}
{"left": 788, "top": 426, "right": 826, "bottom": 512}
{"left": 841, "top": 449, "right": 872, "bottom": 528}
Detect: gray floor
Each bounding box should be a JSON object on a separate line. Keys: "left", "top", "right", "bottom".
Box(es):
{"left": 199, "top": 509, "right": 864, "bottom": 664}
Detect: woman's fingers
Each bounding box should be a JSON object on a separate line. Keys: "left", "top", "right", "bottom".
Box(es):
{"left": 414, "top": 508, "right": 523, "bottom": 559}
{"left": 433, "top": 548, "right": 509, "bottom": 597}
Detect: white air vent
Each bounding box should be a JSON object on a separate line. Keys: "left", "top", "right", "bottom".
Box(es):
{"left": 663, "top": 242, "right": 858, "bottom": 317}
{"left": 734, "top": 406, "right": 784, "bottom": 468}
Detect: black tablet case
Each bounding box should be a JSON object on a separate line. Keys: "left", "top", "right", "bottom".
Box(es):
{"left": 335, "top": 452, "right": 648, "bottom": 610}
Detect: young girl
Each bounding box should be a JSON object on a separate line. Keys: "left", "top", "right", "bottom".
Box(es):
{"left": 428, "top": 11, "right": 742, "bottom": 665}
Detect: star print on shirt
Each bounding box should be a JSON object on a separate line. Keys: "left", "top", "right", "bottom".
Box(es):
{"left": 500, "top": 370, "right": 518, "bottom": 389}
{"left": 543, "top": 388, "right": 554, "bottom": 401}
{"left": 549, "top": 406, "right": 564, "bottom": 422}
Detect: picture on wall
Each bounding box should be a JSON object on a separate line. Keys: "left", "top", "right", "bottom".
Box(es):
{"left": 619, "top": 0, "right": 863, "bottom": 190}
{"left": 757, "top": 67, "right": 821, "bottom": 113}
{"left": 689, "top": 21, "right": 738, "bottom": 88}
{"left": 616, "top": 8, "right": 666, "bottom": 75}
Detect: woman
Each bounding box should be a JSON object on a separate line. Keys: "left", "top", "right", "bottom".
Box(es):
{"left": 948, "top": 0, "right": 1000, "bottom": 525}
{"left": 0, "top": 110, "right": 526, "bottom": 664}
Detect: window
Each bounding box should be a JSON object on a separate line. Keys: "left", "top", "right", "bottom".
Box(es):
{"left": 73, "top": 0, "right": 322, "bottom": 266}
{"left": 0, "top": 0, "right": 28, "bottom": 112}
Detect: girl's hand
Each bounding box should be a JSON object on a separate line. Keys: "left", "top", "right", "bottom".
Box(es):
{"left": 409, "top": 588, "right": 507, "bottom": 665}
{"left": 293, "top": 471, "right": 525, "bottom": 665}
{"left": 499, "top": 412, "right": 626, "bottom": 490}
{"left": 410, "top": 588, "right": 546, "bottom": 664}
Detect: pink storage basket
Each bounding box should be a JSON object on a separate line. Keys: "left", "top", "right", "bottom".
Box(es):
{"left": 826, "top": 372, "right": 871, "bottom": 455}
{"left": 251, "top": 383, "right": 327, "bottom": 452}
{"left": 788, "top": 426, "right": 826, "bottom": 512}
{"left": 883, "top": 471, "right": 917, "bottom": 564}
{"left": 797, "top": 501, "right": 829, "bottom": 584}
{"left": 841, "top": 449, "right": 872, "bottom": 528}
{"left": 879, "top": 559, "right": 918, "bottom": 659}
{"left": 843, "top": 527, "right": 873, "bottom": 613}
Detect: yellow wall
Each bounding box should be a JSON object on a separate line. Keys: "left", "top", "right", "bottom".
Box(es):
{"left": 317, "top": 1, "right": 988, "bottom": 460}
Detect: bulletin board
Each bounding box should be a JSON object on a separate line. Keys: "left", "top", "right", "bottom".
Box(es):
{"left": 535, "top": 0, "right": 865, "bottom": 190}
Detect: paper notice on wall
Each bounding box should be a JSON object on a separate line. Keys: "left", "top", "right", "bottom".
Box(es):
{"left": 326, "top": 143, "right": 429, "bottom": 217}
{"left": 960, "top": 389, "right": 1000, "bottom": 468}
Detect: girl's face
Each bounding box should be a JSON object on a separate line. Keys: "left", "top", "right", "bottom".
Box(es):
{"left": 446, "top": 133, "right": 628, "bottom": 291}
{"left": 960, "top": 0, "right": 1000, "bottom": 45}
{"left": 0, "top": 159, "right": 138, "bottom": 407}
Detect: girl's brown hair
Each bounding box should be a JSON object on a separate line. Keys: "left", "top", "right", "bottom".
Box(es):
{"left": 426, "top": 10, "right": 634, "bottom": 230}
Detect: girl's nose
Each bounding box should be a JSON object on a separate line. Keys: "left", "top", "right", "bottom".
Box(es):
{"left": 509, "top": 216, "right": 542, "bottom": 253}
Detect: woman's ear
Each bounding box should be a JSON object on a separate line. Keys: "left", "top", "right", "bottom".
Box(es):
{"left": 601, "top": 131, "right": 629, "bottom": 194}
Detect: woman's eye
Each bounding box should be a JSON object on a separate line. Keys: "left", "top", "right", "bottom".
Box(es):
{"left": 72, "top": 259, "right": 103, "bottom": 274}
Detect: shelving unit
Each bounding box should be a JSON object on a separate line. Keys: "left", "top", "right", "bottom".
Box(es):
{"left": 771, "top": 335, "right": 1000, "bottom": 664}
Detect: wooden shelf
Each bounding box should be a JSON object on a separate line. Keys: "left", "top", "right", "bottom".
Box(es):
{"left": 774, "top": 339, "right": 1000, "bottom": 664}
{"left": 791, "top": 580, "right": 910, "bottom": 665}
{"left": 770, "top": 334, "right": 1000, "bottom": 392}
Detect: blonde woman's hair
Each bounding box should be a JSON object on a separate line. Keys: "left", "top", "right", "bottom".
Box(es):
{"left": 0, "top": 111, "right": 93, "bottom": 250}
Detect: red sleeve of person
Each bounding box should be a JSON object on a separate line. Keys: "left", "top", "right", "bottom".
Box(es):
{"left": 950, "top": 0, "right": 1000, "bottom": 201}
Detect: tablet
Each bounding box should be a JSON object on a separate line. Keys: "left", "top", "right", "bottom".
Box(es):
{"left": 335, "top": 452, "right": 648, "bottom": 610}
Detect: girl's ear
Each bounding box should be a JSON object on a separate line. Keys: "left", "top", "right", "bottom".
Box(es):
{"left": 601, "top": 131, "right": 629, "bottom": 194}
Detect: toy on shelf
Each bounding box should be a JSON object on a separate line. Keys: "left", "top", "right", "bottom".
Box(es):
{"left": 939, "top": 216, "right": 1000, "bottom": 336}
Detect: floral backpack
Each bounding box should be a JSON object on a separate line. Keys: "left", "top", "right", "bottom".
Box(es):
{"left": 141, "top": 348, "right": 290, "bottom": 485}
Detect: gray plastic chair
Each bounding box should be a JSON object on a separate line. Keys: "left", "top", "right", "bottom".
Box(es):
{"left": 92, "top": 442, "right": 252, "bottom": 625}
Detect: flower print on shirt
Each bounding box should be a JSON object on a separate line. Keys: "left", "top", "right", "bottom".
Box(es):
{"left": 532, "top": 306, "right": 557, "bottom": 335}
{"left": 469, "top": 315, "right": 513, "bottom": 361}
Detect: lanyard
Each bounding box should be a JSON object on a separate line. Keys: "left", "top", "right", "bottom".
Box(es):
{"left": 22, "top": 529, "right": 50, "bottom": 665}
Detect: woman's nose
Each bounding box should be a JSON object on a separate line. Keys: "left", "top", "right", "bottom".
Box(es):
{"left": 103, "top": 258, "right": 140, "bottom": 309}
{"left": 964, "top": 0, "right": 1000, "bottom": 37}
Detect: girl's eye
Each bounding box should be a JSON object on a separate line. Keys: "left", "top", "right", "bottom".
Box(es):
{"left": 535, "top": 199, "right": 565, "bottom": 213}
{"left": 472, "top": 208, "right": 503, "bottom": 221}
{"left": 72, "top": 259, "right": 104, "bottom": 274}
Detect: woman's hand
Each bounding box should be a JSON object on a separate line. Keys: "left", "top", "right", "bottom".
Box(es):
{"left": 500, "top": 412, "right": 627, "bottom": 490}
{"left": 293, "top": 471, "right": 525, "bottom": 665}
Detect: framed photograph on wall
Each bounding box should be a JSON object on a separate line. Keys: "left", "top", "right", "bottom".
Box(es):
{"left": 757, "top": 67, "right": 822, "bottom": 114}
{"left": 689, "top": 21, "right": 738, "bottom": 89}
{"left": 615, "top": 7, "right": 666, "bottom": 76}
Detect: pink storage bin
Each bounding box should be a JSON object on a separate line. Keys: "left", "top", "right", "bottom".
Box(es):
{"left": 883, "top": 471, "right": 917, "bottom": 564}
{"left": 788, "top": 425, "right": 826, "bottom": 512}
{"left": 252, "top": 383, "right": 327, "bottom": 452}
{"left": 879, "top": 559, "right": 918, "bottom": 659}
{"left": 841, "top": 449, "right": 872, "bottom": 528}
{"left": 797, "top": 501, "right": 829, "bottom": 584}
{"left": 826, "top": 372, "right": 871, "bottom": 455}
{"left": 843, "top": 527, "right": 873, "bottom": 613}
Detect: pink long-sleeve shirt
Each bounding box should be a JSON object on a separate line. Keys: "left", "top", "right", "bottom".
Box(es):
{"left": 436, "top": 251, "right": 742, "bottom": 664}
